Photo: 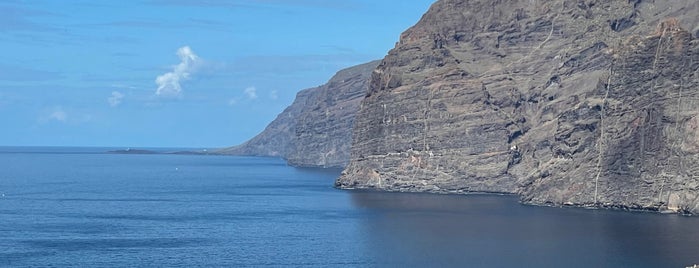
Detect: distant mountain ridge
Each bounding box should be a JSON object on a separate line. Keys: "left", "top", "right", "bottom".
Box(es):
{"left": 219, "top": 60, "right": 379, "bottom": 168}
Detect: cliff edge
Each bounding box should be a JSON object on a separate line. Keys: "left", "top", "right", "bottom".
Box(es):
{"left": 337, "top": 0, "right": 699, "bottom": 214}
{"left": 220, "top": 60, "right": 379, "bottom": 168}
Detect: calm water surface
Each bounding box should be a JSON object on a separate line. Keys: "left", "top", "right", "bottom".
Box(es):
{"left": 1, "top": 147, "right": 698, "bottom": 267}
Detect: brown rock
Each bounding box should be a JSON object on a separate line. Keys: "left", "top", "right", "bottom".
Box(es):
{"left": 337, "top": 0, "right": 699, "bottom": 214}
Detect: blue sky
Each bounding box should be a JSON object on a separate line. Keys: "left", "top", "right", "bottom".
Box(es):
{"left": 0, "top": 0, "right": 435, "bottom": 148}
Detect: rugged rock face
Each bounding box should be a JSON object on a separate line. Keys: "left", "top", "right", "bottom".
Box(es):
{"left": 285, "top": 61, "right": 381, "bottom": 167}
{"left": 220, "top": 60, "right": 379, "bottom": 168}
{"left": 337, "top": 0, "right": 699, "bottom": 214}
{"left": 219, "top": 96, "right": 302, "bottom": 158}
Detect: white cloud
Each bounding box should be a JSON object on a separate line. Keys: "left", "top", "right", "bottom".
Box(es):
{"left": 269, "top": 90, "right": 278, "bottom": 100}
{"left": 244, "top": 86, "right": 257, "bottom": 100}
{"left": 38, "top": 106, "right": 95, "bottom": 125}
{"left": 228, "top": 98, "right": 237, "bottom": 106}
{"left": 155, "top": 46, "right": 201, "bottom": 97}
{"left": 108, "top": 91, "right": 124, "bottom": 107}
{"left": 48, "top": 107, "right": 67, "bottom": 122}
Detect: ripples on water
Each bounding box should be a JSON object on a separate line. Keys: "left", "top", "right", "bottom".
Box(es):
{"left": 1, "top": 147, "right": 698, "bottom": 267}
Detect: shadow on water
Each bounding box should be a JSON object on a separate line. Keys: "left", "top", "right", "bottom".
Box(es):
{"left": 4, "top": 150, "right": 698, "bottom": 267}
{"left": 348, "top": 191, "right": 699, "bottom": 268}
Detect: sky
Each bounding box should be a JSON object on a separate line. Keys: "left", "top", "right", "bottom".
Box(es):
{"left": 0, "top": 0, "right": 435, "bottom": 148}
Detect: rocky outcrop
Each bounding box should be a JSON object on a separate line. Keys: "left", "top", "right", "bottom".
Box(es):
{"left": 219, "top": 60, "right": 379, "bottom": 168}
{"left": 337, "top": 0, "right": 699, "bottom": 214}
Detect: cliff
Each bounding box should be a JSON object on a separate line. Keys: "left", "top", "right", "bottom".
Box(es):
{"left": 219, "top": 60, "right": 380, "bottom": 168}
{"left": 337, "top": 0, "right": 699, "bottom": 214}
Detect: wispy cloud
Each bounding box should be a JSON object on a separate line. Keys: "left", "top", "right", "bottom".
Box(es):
{"left": 0, "top": 63, "right": 63, "bottom": 82}
{"left": 0, "top": 92, "right": 6, "bottom": 107}
{"left": 0, "top": 5, "right": 59, "bottom": 33}
{"left": 225, "top": 53, "right": 374, "bottom": 77}
{"left": 108, "top": 91, "right": 124, "bottom": 107}
{"left": 146, "top": 0, "right": 364, "bottom": 10}
{"left": 155, "top": 46, "right": 202, "bottom": 98}
{"left": 228, "top": 87, "right": 266, "bottom": 106}
{"left": 269, "top": 90, "right": 278, "bottom": 100}
{"left": 244, "top": 87, "right": 257, "bottom": 100}
{"left": 48, "top": 107, "right": 67, "bottom": 122}
{"left": 39, "top": 106, "right": 95, "bottom": 125}
{"left": 78, "top": 18, "right": 230, "bottom": 32}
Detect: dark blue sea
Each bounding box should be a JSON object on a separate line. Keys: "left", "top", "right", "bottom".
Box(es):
{"left": 1, "top": 147, "right": 698, "bottom": 267}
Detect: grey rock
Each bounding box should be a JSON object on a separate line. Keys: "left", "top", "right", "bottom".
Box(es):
{"left": 337, "top": 0, "right": 699, "bottom": 214}
{"left": 219, "top": 60, "right": 379, "bottom": 168}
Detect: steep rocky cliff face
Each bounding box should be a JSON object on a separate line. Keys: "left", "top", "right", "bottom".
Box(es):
{"left": 337, "top": 0, "right": 699, "bottom": 214}
{"left": 220, "top": 60, "right": 379, "bottom": 168}
{"left": 285, "top": 61, "right": 380, "bottom": 167}
{"left": 219, "top": 95, "right": 303, "bottom": 158}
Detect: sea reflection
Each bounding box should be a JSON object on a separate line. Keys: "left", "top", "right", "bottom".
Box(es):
{"left": 349, "top": 191, "right": 699, "bottom": 268}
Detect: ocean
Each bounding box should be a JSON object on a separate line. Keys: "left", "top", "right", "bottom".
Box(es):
{"left": 1, "top": 147, "right": 698, "bottom": 267}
